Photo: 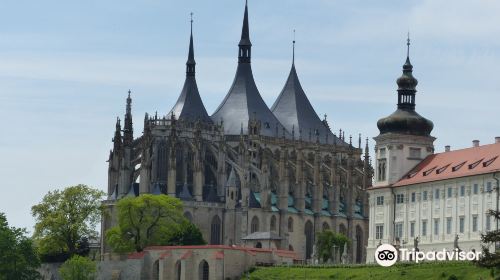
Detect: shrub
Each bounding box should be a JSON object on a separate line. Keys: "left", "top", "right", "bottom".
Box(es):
{"left": 59, "top": 255, "right": 96, "bottom": 280}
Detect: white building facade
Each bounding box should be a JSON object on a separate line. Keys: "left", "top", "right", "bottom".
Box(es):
{"left": 366, "top": 41, "right": 500, "bottom": 262}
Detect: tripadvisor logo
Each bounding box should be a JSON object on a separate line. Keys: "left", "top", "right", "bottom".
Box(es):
{"left": 374, "top": 243, "right": 482, "bottom": 267}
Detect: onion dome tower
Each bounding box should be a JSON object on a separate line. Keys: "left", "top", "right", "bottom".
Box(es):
{"left": 373, "top": 36, "right": 435, "bottom": 187}
{"left": 168, "top": 14, "right": 212, "bottom": 123}
{"left": 211, "top": 1, "right": 288, "bottom": 137}
{"left": 376, "top": 37, "right": 433, "bottom": 136}
{"left": 271, "top": 37, "right": 341, "bottom": 144}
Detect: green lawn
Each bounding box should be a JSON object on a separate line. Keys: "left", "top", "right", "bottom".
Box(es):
{"left": 247, "top": 261, "right": 495, "bottom": 280}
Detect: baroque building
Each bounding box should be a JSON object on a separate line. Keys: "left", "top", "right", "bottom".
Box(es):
{"left": 101, "top": 2, "right": 371, "bottom": 263}
{"left": 366, "top": 38, "right": 500, "bottom": 262}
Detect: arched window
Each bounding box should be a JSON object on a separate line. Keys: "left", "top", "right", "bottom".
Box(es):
{"left": 270, "top": 215, "right": 277, "bottom": 232}
{"left": 199, "top": 260, "right": 209, "bottom": 280}
{"left": 322, "top": 222, "right": 330, "bottom": 231}
{"left": 356, "top": 226, "right": 364, "bottom": 263}
{"left": 288, "top": 244, "right": 294, "bottom": 251}
{"left": 175, "top": 261, "right": 181, "bottom": 280}
{"left": 288, "top": 217, "right": 294, "bottom": 232}
{"left": 183, "top": 211, "right": 193, "bottom": 222}
{"left": 152, "top": 260, "right": 160, "bottom": 280}
{"left": 210, "top": 216, "right": 221, "bottom": 245}
{"left": 251, "top": 216, "right": 259, "bottom": 233}
{"left": 304, "top": 220, "right": 313, "bottom": 260}
{"left": 255, "top": 242, "right": 262, "bottom": 248}
{"left": 339, "top": 223, "right": 347, "bottom": 236}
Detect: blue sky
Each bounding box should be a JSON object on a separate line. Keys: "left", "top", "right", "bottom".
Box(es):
{"left": 1, "top": 0, "right": 499, "bottom": 231}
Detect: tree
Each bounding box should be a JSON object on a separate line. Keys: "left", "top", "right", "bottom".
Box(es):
{"left": 166, "top": 221, "right": 206, "bottom": 246}
{"left": 31, "top": 184, "right": 105, "bottom": 260}
{"left": 0, "top": 212, "right": 41, "bottom": 280}
{"left": 59, "top": 255, "right": 96, "bottom": 280}
{"left": 106, "top": 194, "right": 190, "bottom": 252}
{"left": 479, "top": 209, "right": 500, "bottom": 268}
{"left": 316, "top": 230, "right": 349, "bottom": 263}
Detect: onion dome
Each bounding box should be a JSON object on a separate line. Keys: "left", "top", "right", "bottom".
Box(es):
{"left": 168, "top": 14, "right": 212, "bottom": 123}
{"left": 377, "top": 36, "right": 433, "bottom": 137}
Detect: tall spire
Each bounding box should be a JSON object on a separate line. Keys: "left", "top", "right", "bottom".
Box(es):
{"left": 123, "top": 90, "right": 133, "bottom": 146}
{"left": 238, "top": 0, "right": 252, "bottom": 63}
{"left": 292, "top": 29, "right": 296, "bottom": 65}
{"left": 186, "top": 12, "right": 196, "bottom": 76}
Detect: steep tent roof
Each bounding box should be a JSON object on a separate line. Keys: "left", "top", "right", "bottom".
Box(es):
{"left": 168, "top": 17, "right": 212, "bottom": 123}
{"left": 271, "top": 63, "right": 341, "bottom": 144}
{"left": 211, "top": 2, "right": 288, "bottom": 137}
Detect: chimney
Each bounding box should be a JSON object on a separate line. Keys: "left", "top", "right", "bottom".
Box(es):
{"left": 472, "top": 140, "right": 480, "bottom": 147}
{"left": 445, "top": 145, "right": 451, "bottom": 152}
{"left": 495, "top": 137, "right": 500, "bottom": 144}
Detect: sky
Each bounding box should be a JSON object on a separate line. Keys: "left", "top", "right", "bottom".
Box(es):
{"left": 0, "top": 0, "right": 499, "bottom": 232}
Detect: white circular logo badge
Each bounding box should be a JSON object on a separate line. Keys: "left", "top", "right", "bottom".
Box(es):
{"left": 374, "top": 244, "right": 398, "bottom": 267}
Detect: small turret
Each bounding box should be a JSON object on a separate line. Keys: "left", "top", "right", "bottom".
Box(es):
{"left": 123, "top": 90, "right": 133, "bottom": 146}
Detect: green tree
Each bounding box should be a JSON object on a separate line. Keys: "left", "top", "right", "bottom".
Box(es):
{"left": 316, "top": 230, "right": 349, "bottom": 263}
{"left": 31, "top": 184, "right": 105, "bottom": 259}
{"left": 106, "top": 194, "right": 189, "bottom": 252}
{"left": 166, "top": 221, "right": 206, "bottom": 246}
{"left": 0, "top": 212, "right": 41, "bottom": 280}
{"left": 59, "top": 255, "right": 96, "bottom": 280}
{"left": 479, "top": 209, "right": 500, "bottom": 268}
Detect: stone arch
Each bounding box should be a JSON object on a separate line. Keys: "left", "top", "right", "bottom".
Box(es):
{"left": 210, "top": 215, "right": 221, "bottom": 245}
{"left": 305, "top": 220, "right": 314, "bottom": 260}
{"left": 183, "top": 211, "right": 193, "bottom": 222}
{"left": 355, "top": 225, "right": 364, "bottom": 263}
{"left": 322, "top": 222, "right": 330, "bottom": 231}
{"left": 251, "top": 216, "right": 259, "bottom": 233}
{"left": 270, "top": 215, "right": 277, "bottom": 232}
{"left": 288, "top": 217, "right": 294, "bottom": 232}
{"left": 199, "top": 260, "right": 209, "bottom": 280}
{"left": 152, "top": 259, "right": 160, "bottom": 280}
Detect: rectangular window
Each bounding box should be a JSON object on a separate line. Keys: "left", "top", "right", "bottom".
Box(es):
{"left": 423, "top": 191, "right": 428, "bottom": 201}
{"left": 434, "top": 219, "right": 440, "bottom": 235}
{"left": 473, "top": 216, "right": 478, "bottom": 232}
{"left": 459, "top": 217, "right": 465, "bottom": 233}
{"left": 460, "top": 186, "right": 465, "bottom": 197}
{"left": 376, "top": 225, "right": 384, "bottom": 239}
{"left": 396, "top": 194, "right": 405, "bottom": 204}
{"left": 447, "top": 217, "right": 452, "bottom": 234}
{"left": 473, "top": 184, "right": 479, "bottom": 194}
{"left": 379, "top": 148, "right": 386, "bottom": 158}
{"left": 395, "top": 223, "right": 403, "bottom": 238}
{"left": 422, "top": 220, "right": 427, "bottom": 236}
{"left": 486, "top": 215, "right": 491, "bottom": 231}
{"left": 487, "top": 182, "right": 492, "bottom": 192}
{"left": 410, "top": 222, "right": 415, "bottom": 238}
{"left": 411, "top": 192, "right": 416, "bottom": 203}
{"left": 447, "top": 187, "right": 453, "bottom": 198}
{"left": 435, "top": 189, "right": 440, "bottom": 199}
{"left": 376, "top": 196, "right": 384, "bottom": 206}
{"left": 409, "top": 148, "right": 422, "bottom": 159}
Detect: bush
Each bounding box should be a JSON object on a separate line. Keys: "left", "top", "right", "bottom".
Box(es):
{"left": 447, "top": 275, "right": 458, "bottom": 280}
{"left": 59, "top": 255, "right": 96, "bottom": 280}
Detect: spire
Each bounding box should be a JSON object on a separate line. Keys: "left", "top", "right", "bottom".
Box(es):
{"left": 238, "top": 0, "right": 252, "bottom": 63}
{"left": 113, "top": 117, "right": 122, "bottom": 150}
{"left": 123, "top": 90, "right": 133, "bottom": 146}
{"left": 396, "top": 35, "right": 417, "bottom": 110}
{"left": 292, "top": 29, "right": 296, "bottom": 65}
{"left": 186, "top": 12, "right": 196, "bottom": 76}
{"left": 404, "top": 32, "right": 412, "bottom": 70}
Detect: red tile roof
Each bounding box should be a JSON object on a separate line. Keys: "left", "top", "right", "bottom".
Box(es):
{"left": 393, "top": 143, "right": 500, "bottom": 187}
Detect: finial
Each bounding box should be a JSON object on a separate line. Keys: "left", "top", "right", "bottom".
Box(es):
{"left": 190, "top": 12, "right": 193, "bottom": 32}
{"left": 349, "top": 135, "right": 352, "bottom": 146}
{"left": 407, "top": 31, "right": 410, "bottom": 58}
{"left": 128, "top": 89, "right": 131, "bottom": 97}
{"left": 358, "top": 133, "right": 361, "bottom": 149}
{"left": 292, "top": 29, "right": 296, "bottom": 65}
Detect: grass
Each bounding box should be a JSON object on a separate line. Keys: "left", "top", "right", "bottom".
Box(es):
{"left": 247, "top": 261, "right": 495, "bottom": 280}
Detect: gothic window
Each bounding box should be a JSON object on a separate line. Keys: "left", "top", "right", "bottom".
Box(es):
{"left": 157, "top": 140, "right": 168, "bottom": 182}
{"left": 322, "top": 222, "right": 330, "bottom": 231}
{"left": 377, "top": 159, "right": 386, "bottom": 181}
{"left": 251, "top": 216, "right": 259, "bottom": 233}
{"left": 270, "top": 215, "right": 277, "bottom": 232}
{"left": 210, "top": 216, "right": 221, "bottom": 245}
{"left": 288, "top": 217, "right": 294, "bottom": 232}
{"left": 183, "top": 211, "right": 193, "bottom": 222}
{"left": 304, "top": 220, "right": 313, "bottom": 260}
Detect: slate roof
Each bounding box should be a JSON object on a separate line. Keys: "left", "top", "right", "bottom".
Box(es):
{"left": 390, "top": 142, "right": 500, "bottom": 187}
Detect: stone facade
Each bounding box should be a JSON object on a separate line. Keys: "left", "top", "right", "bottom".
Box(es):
{"left": 100, "top": 2, "right": 370, "bottom": 264}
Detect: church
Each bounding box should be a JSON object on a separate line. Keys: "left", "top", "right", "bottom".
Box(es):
{"left": 100, "top": 2, "right": 371, "bottom": 264}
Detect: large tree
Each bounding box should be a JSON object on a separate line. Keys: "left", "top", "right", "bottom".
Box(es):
{"left": 31, "top": 184, "right": 105, "bottom": 259}
{"left": 0, "top": 212, "right": 41, "bottom": 280}
{"left": 106, "top": 194, "right": 203, "bottom": 253}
